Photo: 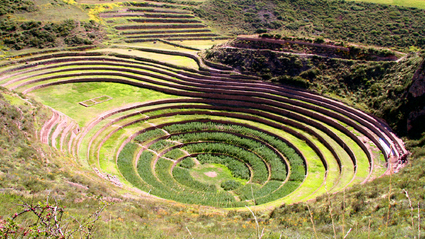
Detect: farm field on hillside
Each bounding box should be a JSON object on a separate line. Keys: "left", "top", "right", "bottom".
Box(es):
{"left": 0, "top": 45, "right": 407, "bottom": 210}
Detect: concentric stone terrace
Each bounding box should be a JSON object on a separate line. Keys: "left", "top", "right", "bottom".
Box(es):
{"left": 0, "top": 47, "right": 407, "bottom": 208}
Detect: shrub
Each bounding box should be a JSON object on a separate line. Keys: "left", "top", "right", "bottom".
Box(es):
{"left": 178, "top": 157, "right": 195, "bottom": 169}
{"left": 314, "top": 37, "right": 325, "bottom": 43}
{"left": 285, "top": 22, "right": 300, "bottom": 30}
{"left": 260, "top": 33, "right": 273, "bottom": 38}
{"left": 275, "top": 75, "right": 309, "bottom": 88}
{"left": 221, "top": 180, "right": 242, "bottom": 191}
{"left": 412, "top": 147, "right": 425, "bottom": 158}
{"left": 255, "top": 28, "right": 267, "bottom": 34}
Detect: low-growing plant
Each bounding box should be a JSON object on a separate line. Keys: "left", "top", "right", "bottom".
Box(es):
{"left": 221, "top": 180, "right": 242, "bottom": 191}
{"left": 178, "top": 157, "right": 195, "bottom": 169}
{"left": 117, "top": 143, "right": 151, "bottom": 191}
{"left": 184, "top": 142, "right": 268, "bottom": 184}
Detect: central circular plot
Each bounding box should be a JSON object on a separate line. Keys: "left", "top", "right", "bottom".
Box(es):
{"left": 189, "top": 163, "right": 243, "bottom": 186}
{"left": 117, "top": 121, "right": 306, "bottom": 207}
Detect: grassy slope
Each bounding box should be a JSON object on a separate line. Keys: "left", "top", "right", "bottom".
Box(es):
{"left": 0, "top": 0, "right": 105, "bottom": 52}
{"left": 194, "top": 0, "right": 425, "bottom": 50}
{"left": 270, "top": 153, "right": 425, "bottom": 238}
{"left": 204, "top": 42, "right": 425, "bottom": 137}
{"left": 12, "top": 0, "right": 89, "bottom": 22}
{"left": 347, "top": 0, "right": 425, "bottom": 9}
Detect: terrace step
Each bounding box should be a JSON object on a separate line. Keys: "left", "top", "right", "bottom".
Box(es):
{"left": 101, "top": 13, "right": 195, "bottom": 18}
{"left": 40, "top": 108, "right": 77, "bottom": 150}
{"left": 51, "top": 115, "right": 69, "bottom": 149}
{"left": 40, "top": 111, "right": 58, "bottom": 144}
{"left": 128, "top": 18, "right": 203, "bottom": 23}
{"left": 115, "top": 24, "right": 206, "bottom": 30}
{"left": 127, "top": 2, "right": 184, "bottom": 8}
{"left": 127, "top": 8, "right": 191, "bottom": 14}
{"left": 126, "top": 33, "right": 219, "bottom": 39}
{"left": 98, "top": 3, "right": 222, "bottom": 44}
{"left": 60, "top": 121, "right": 77, "bottom": 152}
{"left": 122, "top": 29, "right": 212, "bottom": 35}
{"left": 125, "top": 36, "right": 230, "bottom": 43}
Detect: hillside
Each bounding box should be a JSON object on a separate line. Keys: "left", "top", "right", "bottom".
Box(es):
{"left": 203, "top": 37, "right": 425, "bottom": 139}
{"left": 0, "top": 0, "right": 104, "bottom": 52}
{"left": 194, "top": 0, "right": 425, "bottom": 50}
{"left": 0, "top": 0, "right": 425, "bottom": 238}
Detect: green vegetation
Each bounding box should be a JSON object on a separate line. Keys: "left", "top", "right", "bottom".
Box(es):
{"left": 270, "top": 154, "right": 425, "bottom": 238}
{"left": 195, "top": 0, "right": 425, "bottom": 49}
{"left": 149, "top": 139, "right": 179, "bottom": 152}
{"left": 117, "top": 142, "right": 150, "bottom": 191}
{"left": 164, "top": 122, "right": 304, "bottom": 177}
{"left": 163, "top": 148, "right": 186, "bottom": 159}
{"left": 184, "top": 142, "right": 268, "bottom": 183}
{"left": 169, "top": 131, "right": 287, "bottom": 180}
{"left": 0, "top": 43, "right": 388, "bottom": 210}
{"left": 0, "top": 0, "right": 102, "bottom": 52}
{"left": 0, "top": 19, "right": 103, "bottom": 50}
{"left": 348, "top": 0, "right": 425, "bottom": 9}
{"left": 197, "top": 154, "right": 250, "bottom": 180}
{"left": 29, "top": 82, "right": 177, "bottom": 127}
{"left": 134, "top": 129, "right": 167, "bottom": 144}
{"left": 0, "top": 0, "right": 35, "bottom": 16}
{"left": 105, "top": 115, "right": 315, "bottom": 207}
{"left": 189, "top": 163, "right": 244, "bottom": 187}
{"left": 0, "top": 90, "right": 52, "bottom": 192}
{"left": 177, "top": 157, "right": 195, "bottom": 168}
{"left": 221, "top": 179, "right": 242, "bottom": 190}
{"left": 204, "top": 41, "right": 425, "bottom": 136}
{"left": 1, "top": 0, "right": 425, "bottom": 236}
{"left": 97, "top": 1, "right": 223, "bottom": 44}
{"left": 173, "top": 166, "right": 217, "bottom": 191}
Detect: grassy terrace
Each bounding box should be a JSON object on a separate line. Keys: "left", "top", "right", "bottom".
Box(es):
{"left": 0, "top": 46, "right": 405, "bottom": 209}
{"left": 79, "top": 105, "right": 364, "bottom": 206}
{"left": 98, "top": 2, "right": 226, "bottom": 43}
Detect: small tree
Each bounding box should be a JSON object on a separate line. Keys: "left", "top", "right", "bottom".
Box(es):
{"left": 0, "top": 197, "right": 107, "bottom": 238}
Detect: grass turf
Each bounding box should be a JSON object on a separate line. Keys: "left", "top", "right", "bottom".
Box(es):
{"left": 27, "top": 82, "right": 179, "bottom": 127}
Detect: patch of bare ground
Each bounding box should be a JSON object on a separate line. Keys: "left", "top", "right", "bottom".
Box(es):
{"left": 67, "top": 181, "right": 89, "bottom": 190}
{"left": 204, "top": 171, "right": 217, "bottom": 177}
